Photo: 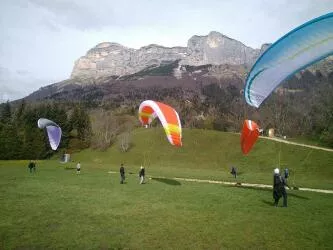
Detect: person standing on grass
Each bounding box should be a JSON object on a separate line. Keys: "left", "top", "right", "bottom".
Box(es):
{"left": 76, "top": 162, "right": 81, "bottom": 174}
{"left": 28, "top": 160, "right": 34, "bottom": 173}
{"left": 139, "top": 166, "right": 145, "bottom": 184}
{"left": 120, "top": 163, "right": 125, "bottom": 184}
{"left": 284, "top": 168, "right": 289, "bottom": 179}
{"left": 273, "top": 168, "right": 288, "bottom": 207}
{"left": 231, "top": 166, "right": 237, "bottom": 179}
{"left": 32, "top": 160, "right": 36, "bottom": 173}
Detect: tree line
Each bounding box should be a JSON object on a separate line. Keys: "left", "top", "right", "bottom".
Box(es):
{"left": 1, "top": 69, "right": 332, "bottom": 160}
{"left": 0, "top": 101, "right": 92, "bottom": 160}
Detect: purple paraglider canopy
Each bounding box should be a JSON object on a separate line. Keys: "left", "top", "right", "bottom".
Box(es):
{"left": 37, "top": 118, "right": 62, "bottom": 150}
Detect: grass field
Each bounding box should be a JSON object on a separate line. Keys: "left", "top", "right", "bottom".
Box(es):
{"left": 1, "top": 129, "right": 333, "bottom": 249}
{"left": 74, "top": 128, "right": 333, "bottom": 189}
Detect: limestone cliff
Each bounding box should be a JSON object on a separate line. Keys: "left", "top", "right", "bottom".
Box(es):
{"left": 71, "top": 42, "right": 187, "bottom": 79}
{"left": 71, "top": 31, "right": 263, "bottom": 80}
{"left": 181, "top": 31, "right": 260, "bottom": 66}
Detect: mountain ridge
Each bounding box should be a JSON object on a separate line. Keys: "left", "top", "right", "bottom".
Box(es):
{"left": 20, "top": 30, "right": 333, "bottom": 103}
{"left": 70, "top": 31, "right": 263, "bottom": 81}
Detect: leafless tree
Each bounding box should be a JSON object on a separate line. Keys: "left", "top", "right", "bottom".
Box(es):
{"left": 118, "top": 131, "right": 131, "bottom": 152}
{"left": 91, "top": 110, "right": 120, "bottom": 150}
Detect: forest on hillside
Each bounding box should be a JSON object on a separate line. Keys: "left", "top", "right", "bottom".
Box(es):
{"left": 0, "top": 69, "right": 332, "bottom": 159}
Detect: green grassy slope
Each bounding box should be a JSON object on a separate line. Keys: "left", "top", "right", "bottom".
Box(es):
{"left": 73, "top": 128, "right": 333, "bottom": 189}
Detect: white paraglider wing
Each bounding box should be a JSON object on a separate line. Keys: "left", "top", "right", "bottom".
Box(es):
{"left": 37, "top": 118, "right": 62, "bottom": 150}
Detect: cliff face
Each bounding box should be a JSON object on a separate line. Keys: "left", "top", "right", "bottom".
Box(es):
{"left": 182, "top": 31, "right": 260, "bottom": 66}
{"left": 71, "top": 42, "right": 187, "bottom": 79}
{"left": 70, "top": 31, "right": 263, "bottom": 80}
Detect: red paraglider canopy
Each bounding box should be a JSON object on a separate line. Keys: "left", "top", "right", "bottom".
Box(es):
{"left": 241, "top": 120, "right": 260, "bottom": 154}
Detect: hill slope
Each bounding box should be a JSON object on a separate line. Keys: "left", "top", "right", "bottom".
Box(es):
{"left": 73, "top": 128, "right": 333, "bottom": 189}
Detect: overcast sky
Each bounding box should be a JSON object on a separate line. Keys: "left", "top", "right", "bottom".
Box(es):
{"left": 1, "top": 0, "right": 332, "bottom": 102}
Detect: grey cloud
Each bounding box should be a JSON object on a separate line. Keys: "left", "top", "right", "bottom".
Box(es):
{"left": 0, "top": 85, "right": 24, "bottom": 103}
{"left": 27, "top": 0, "right": 117, "bottom": 30}
{"left": 0, "top": 67, "right": 48, "bottom": 101}
{"left": 16, "top": 70, "right": 31, "bottom": 76}
{"left": 0, "top": 67, "right": 11, "bottom": 78}
{"left": 26, "top": 0, "right": 191, "bottom": 31}
{"left": 40, "top": 18, "right": 61, "bottom": 32}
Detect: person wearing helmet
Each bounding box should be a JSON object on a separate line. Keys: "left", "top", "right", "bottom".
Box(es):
{"left": 273, "top": 168, "right": 288, "bottom": 207}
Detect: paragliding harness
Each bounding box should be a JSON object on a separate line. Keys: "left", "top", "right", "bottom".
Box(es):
{"left": 274, "top": 174, "right": 284, "bottom": 189}
{"left": 273, "top": 174, "right": 285, "bottom": 200}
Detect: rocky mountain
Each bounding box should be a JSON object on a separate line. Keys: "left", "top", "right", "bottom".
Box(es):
{"left": 71, "top": 31, "right": 262, "bottom": 81}
{"left": 181, "top": 31, "right": 260, "bottom": 66}
{"left": 71, "top": 42, "right": 187, "bottom": 80}
{"left": 23, "top": 30, "right": 333, "bottom": 103}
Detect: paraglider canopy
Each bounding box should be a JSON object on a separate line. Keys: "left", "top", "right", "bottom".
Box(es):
{"left": 241, "top": 120, "right": 260, "bottom": 154}
{"left": 37, "top": 118, "right": 62, "bottom": 150}
{"left": 244, "top": 12, "right": 333, "bottom": 108}
{"left": 138, "top": 100, "right": 182, "bottom": 146}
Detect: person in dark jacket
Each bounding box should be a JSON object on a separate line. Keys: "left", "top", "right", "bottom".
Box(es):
{"left": 230, "top": 166, "right": 237, "bottom": 178}
{"left": 284, "top": 168, "right": 289, "bottom": 179}
{"left": 273, "top": 168, "right": 288, "bottom": 207}
{"left": 139, "top": 166, "right": 145, "bottom": 184}
{"left": 28, "top": 160, "right": 34, "bottom": 173}
{"left": 120, "top": 163, "right": 125, "bottom": 184}
{"left": 32, "top": 161, "right": 36, "bottom": 172}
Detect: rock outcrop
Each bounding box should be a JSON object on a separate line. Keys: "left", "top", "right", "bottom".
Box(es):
{"left": 71, "top": 31, "right": 264, "bottom": 80}
{"left": 71, "top": 42, "right": 187, "bottom": 79}
{"left": 181, "top": 31, "right": 260, "bottom": 66}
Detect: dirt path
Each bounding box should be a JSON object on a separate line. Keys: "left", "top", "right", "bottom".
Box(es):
{"left": 172, "top": 177, "right": 333, "bottom": 194}
{"left": 260, "top": 136, "right": 333, "bottom": 152}
{"left": 108, "top": 172, "right": 333, "bottom": 194}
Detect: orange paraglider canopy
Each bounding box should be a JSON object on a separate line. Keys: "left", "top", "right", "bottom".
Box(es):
{"left": 241, "top": 120, "right": 260, "bottom": 154}
{"left": 138, "top": 100, "right": 182, "bottom": 146}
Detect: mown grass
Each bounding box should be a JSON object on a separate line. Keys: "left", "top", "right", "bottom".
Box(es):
{"left": 0, "top": 161, "right": 332, "bottom": 249}
{"left": 1, "top": 129, "right": 333, "bottom": 249}
{"left": 286, "top": 136, "right": 331, "bottom": 148}
{"left": 74, "top": 128, "right": 333, "bottom": 189}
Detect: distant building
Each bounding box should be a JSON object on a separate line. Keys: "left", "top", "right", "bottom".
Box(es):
{"left": 268, "top": 128, "right": 275, "bottom": 137}
{"left": 64, "top": 154, "right": 70, "bottom": 163}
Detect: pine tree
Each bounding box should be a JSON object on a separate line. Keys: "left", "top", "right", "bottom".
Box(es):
{"left": 0, "top": 123, "right": 23, "bottom": 159}
{"left": 0, "top": 101, "right": 11, "bottom": 123}
{"left": 69, "top": 105, "right": 92, "bottom": 148}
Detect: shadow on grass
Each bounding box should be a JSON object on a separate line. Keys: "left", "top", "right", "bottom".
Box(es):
{"left": 288, "top": 192, "right": 310, "bottom": 200}
{"left": 261, "top": 199, "right": 274, "bottom": 206}
{"left": 151, "top": 177, "right": 181, "bottom": 186}
{"left": 64, "top": 167, "right": 76, "bottom": 170}
{"left": 224, "top": 185, "right": 270, "bottom": 192}
{"left": 226, "top": 185, "right": 310, "bottom": 200}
